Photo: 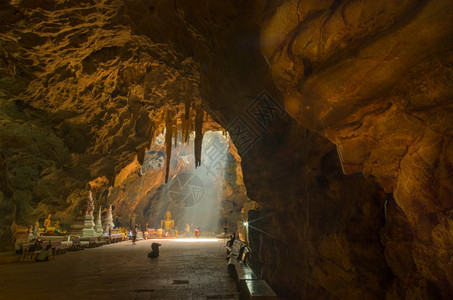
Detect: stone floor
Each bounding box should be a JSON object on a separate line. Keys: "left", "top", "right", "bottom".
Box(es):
{"left": 0, "top": 238, "right": 238, "bottom": 300}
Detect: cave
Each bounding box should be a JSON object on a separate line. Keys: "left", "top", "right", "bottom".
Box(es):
{"left": 0, "top": 0, "right": 452, "bottom": 299}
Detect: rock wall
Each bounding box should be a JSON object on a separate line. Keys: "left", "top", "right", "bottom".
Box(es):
{"left": 0, "top": 154, "right": 16, "bottom": 251}
{"left": 0, "top": 0, "right": 452, "bottom": 298}
{"left": 0, "top": 0, "right": 203, "bottom": 226}
{"left": 260, "top": 1, "right": 453, "bottom": 297}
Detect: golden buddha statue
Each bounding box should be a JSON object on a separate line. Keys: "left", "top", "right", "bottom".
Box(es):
{"left": 43, "top": 214, "right": 51, "bottom": 231}
{"left": 160, "top": 211, "right": 175, "bottom": 231}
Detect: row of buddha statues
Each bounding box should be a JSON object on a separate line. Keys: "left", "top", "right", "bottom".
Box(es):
{"left": 29, "top": 191, "right": 189, "bottom": 239}
{"left": 26, "top": 191, "right": 116, "bottom": 238}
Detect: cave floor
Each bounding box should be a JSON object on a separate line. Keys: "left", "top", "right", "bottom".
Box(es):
{"left": 0, "top": 239, "right": 238, "bottom": 300}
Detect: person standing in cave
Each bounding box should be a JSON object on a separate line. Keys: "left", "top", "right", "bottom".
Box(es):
{"left": 227, "top": 232, "right": 236, "bottom": 248}
{"left": 132, "top": 225, "right": 138, "bottom": 245}
{"left": 194, "top": 227, "right": 200, "bottom": 238}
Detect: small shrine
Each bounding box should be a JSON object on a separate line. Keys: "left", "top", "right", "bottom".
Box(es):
{"left": 69, "top": 190, "right": 96, "bottom": 237}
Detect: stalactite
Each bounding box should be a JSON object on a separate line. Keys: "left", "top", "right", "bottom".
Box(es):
{"left": 164, "top": 110, "right": 173, "bottom": 183}
{"left": 188, "top": 108, "right": 194, "bottom": 138}
{"left": 147, "top": 120, "right": 155, "bottom": 147}
{"left": 183, "top": 80, "right": 192, "bottom": 143}
{"left": 183, "top": 114, "right": 191, "bottom": 143}
{"left": 189, "top": 102, "right": 196, "bottom": 137}
{"left": 194, "top": 103, "right": 204, "bottom": 168}
{"left": 180, "top": 117, "right": 186, "bottom": 145}
{"left": 137, "top": 146, "right": 146, "bottom": 165}
{"left": 174, "top": 124, "right": 178, "bottom": 149}
{"left": 137, "top": 117, "right": 156, "bottom": 167}
{"left": 133, "top": 111, "right": 156, "bottom": 168}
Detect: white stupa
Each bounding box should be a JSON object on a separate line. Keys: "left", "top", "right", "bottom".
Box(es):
{"left": 69, "top": 190, "right": 96, "bottom": 237}
{"left": 103, "top": 204, "right": 115, "bottom": 230}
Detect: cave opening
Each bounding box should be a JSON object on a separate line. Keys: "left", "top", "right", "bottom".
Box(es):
{"left": 109, "top": 128, "right": 251, "bottom": 238}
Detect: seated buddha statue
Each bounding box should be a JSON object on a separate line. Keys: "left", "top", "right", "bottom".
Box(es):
{"left": 160, "top": 211, "right": 175, "bottom": 231}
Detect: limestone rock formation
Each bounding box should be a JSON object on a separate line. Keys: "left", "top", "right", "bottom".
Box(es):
{"left": 0, "top": 154, "right": 16, "bottom": 251}
{"left": 260, "top": 1, "right": 453, "bottom": 297}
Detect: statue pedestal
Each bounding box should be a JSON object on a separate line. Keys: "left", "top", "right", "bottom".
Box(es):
{"left": 70, "top": 214, "right": 96, "bottom": 238}
{"left": 70, "top": 190, "right": 97, "bottom": 238}
{"left": 94, "top": 223, "right": 103, "bottom": 237}
{"left": 94, "top": 207, "right": 104, "bottom": 237}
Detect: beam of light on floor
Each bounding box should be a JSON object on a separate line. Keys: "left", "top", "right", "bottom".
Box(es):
{"left": 149, "top": 238, "right": 221, "bottom": 242}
